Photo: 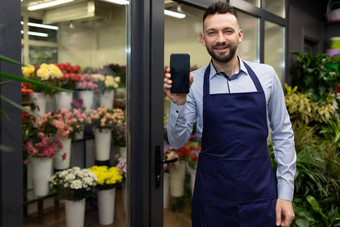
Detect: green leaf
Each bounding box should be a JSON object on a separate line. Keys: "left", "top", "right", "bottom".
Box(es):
{"left": 0, "top": 94, "right": 39, "bottom": 119}
{"left": 0, "top": 144, "right": 12, "bottom": 152}
{"left": 0, "top": 80, "right": 12, "bottom": 86}
{"left": 0, "top": 72, "right": 71, "bottom": 92}
{"left": 0, "top": 106, "right": 11, "bottom": 121}
{"left": 0, "top": 55, "right": 25, "bottom": 66}
{"left": 306, "top": 195, "right": 328, "bottom": 219}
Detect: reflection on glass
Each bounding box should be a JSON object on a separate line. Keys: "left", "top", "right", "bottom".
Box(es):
{"left": 264, "top": 0, "right": 285, "bottom": 18}
{"left": 22, "top": 0, "right": 129, "bottom": 226}
{"left": 264, "top": 21, "right": 285, "bottom": 83}
{"left": 237, "top": 11, "right": 259, "bottom": 62}
{"left": 242, "top": 0, "right": 260, "bottom": 7}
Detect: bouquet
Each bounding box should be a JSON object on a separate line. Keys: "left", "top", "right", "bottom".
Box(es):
{"left": 23, "top": 134, "right": 63, "bottom": 160}
{"left": 56, "top": 63, "right": 82, "bottom": 90}
{"left": 91, "top": 74, "right": 120, "bottom": 94}
{"left": 89, "top": 165, "right": 123, "bottom": 190}
{"left": 112, "top": 108, "right": 126, "bottom": 147}
{"left": 76, "top": 74, "right": 98, "bottom": 90}
{"left": 49, "top": 167, "right": 97, "bottom": 201}
{"left": 22, "top": 63, "right": 63, "bottom": 96}
{"left": 88, "top": 107, "right": 124, "bottom": 132}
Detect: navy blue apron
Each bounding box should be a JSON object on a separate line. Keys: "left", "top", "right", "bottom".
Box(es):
{"left": 191, "top": 62, "right": 277, "bottom": 227}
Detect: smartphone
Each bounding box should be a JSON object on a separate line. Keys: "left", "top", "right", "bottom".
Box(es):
{"left": 170, "top": 53, "right": 190, "bottom": 94}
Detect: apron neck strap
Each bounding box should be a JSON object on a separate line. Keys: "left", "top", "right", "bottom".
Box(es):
{"left": 203, "top": 61, "right": 264, "bottom": 96}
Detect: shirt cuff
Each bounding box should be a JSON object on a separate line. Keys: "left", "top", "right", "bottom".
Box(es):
{"left": 277, "top": 182, "right": 294, "bottom": 201}
{"left": 168, "top": 101, "right": 186, "bottom": 128}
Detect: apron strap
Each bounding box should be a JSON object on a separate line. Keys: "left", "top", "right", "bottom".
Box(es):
{"left": 203, "top": 61, "right": 264, "bottom": 96}
{"left": 243, "top": 62, "right": 264, "bottom": 92}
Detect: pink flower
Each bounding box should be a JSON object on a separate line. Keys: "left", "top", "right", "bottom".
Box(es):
{"left": 62, "top": 153, "right": 67, "bottom": 160}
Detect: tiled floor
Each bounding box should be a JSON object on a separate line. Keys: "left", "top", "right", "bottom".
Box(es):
{"left": 23, "top": 188, "right": 192, "bottom": 227}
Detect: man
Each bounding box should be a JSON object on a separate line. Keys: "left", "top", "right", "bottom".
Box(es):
{"left": 164, "top": 1, "right": 296, "bottom": 227}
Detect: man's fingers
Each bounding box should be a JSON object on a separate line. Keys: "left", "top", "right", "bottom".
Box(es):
{"left": 276, "top": 205, "right": 282, "bottom": 226}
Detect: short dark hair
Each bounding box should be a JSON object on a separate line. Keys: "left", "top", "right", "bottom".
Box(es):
{"left": 203, "top": 1, "right": 238, "bottom": 23}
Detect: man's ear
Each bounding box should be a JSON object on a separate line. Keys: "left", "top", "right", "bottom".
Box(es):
{"left": 200, "top": 33, "right": 206, "bottom": 47}
{"left": 238, "top": 29, "right": 243, "bottom": 44}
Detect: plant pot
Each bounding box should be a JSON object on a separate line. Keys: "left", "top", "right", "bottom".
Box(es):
{"left": 163, "top": 172, "right": 170, "bottom": 208}
{"left": 30, "top": 92, "right": 47, "bottom": 123}
{"left": 75, "top": 129, "right": 84, "bottom": 140}
{"left": 55, "top": 91, "right": 73, "bottom": 110}
{"left": 94, "top": 128, "right": 112, "bottom": 161}
{"left": 97, "top": 188, "right": 116, "bottom": 225}
{"left": 54, "top": 137, "right": 72, "bottom": 171}
{"left": 99, "top": 90, "right": 114, "bottom": 108}
{"left": 186, "top": 164, "right": 197, "bottom": 196}
{"left": 31, "top": 157, "right": 53, "bottom": 197}
{"left": 77, "top": 90, "right": 94, "bottom": 110}
{"left": 65, "top": 199, "right": 86, "bottom": 227}
{"left": 169, "top": 161, "right": 186, "bottom": 197}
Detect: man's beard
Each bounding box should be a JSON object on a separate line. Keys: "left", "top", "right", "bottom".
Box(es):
{"left": 206, "top": 43, "right": 237, "bottom": 63}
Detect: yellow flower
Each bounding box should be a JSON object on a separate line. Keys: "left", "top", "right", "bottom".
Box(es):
{"left": 36, "top": 66, "right": 50, "bottom": 80}
{"left": 92, "top": 74, "right": 105, "bottom": 81}
{"left": 22, "top": 65, "right": 35, "bottom": 78}
{"left": 49, "top": 64, "right": 63, "bottom": 79}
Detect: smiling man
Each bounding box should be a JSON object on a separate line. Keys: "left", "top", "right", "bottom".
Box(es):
{"left": 164, "top": 1, "right": 296, "bottom": 226}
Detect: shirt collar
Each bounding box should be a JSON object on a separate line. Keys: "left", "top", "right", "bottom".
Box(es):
{"left": 209, "top": 56, "right": 248, "bottom": 80}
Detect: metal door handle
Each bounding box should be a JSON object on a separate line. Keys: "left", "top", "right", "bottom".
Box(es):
{"left": 155, "top": 144, "right": 178, "bottom": 188}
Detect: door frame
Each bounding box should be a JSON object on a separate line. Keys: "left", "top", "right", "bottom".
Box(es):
{"left": 0, "top": 0, "right": 23, "bottom": 226}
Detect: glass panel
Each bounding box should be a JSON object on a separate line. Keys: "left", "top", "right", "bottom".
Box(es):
{"left": 164, "top": 1, "right": 205, "bottom": 226}
{"left": 243, "top": 0, "right": 260, "bottom": 7}
{"left": 264, "top": 21, "right": 285, "bottom": 83}
{"left": 236, "top": 11, "right": 259, "bottom": 62}
{"left": 264, "top": 0, "right": 285, "bottom": 18}
{"left": 21, "top": 1, "right": 129, "bottom": 226}
{"left": 29, "top": 46, "right": 58, "bottom": 65}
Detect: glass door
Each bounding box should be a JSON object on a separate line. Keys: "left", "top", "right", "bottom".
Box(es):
{"left": 20, "top": 0, "right": 129, "bottom": 226}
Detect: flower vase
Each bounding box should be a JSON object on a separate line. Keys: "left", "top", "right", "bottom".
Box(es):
{"left": 94, "top": 129, "right": 112, "bottom": 162}
{"left": 31, "top": 157, "right": 53, "bottom": 197}
{"left": 77, "top": 90, "right": 94, "bottom": 110}
{"left": 75, "top": 129, "right": 84, "bottom": 140}
{"left": 117, "top": 146, "right": 126, "bottom": 159}
{"left": 99, "top": 90, "right": 114, "bottom": 108}
{"left": 163, "top": 172, "right": 170, "bottom": 208}
{"left": 169, "top": 161, "right": 186, "bottom": 197}
{"left": 55, "top": 91, "right": 73, "bottom": 110}
{"left": 97, "top": 188, "right": 116, "bottom": 225}
{"left": 186, "top": 164, "right": 197, "bottom": 196}
{"left": 31, "top": 92, "right": 47, "bottom": 123}
{"left": 65, "top": 199, "right": 86, "bottom": 227}
{"left": 54, "top": 137, "right": 72, "bottom": 171}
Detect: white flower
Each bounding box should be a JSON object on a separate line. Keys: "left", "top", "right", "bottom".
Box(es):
{"left": 65, "top": 173, "right": 76, "bottom": 181}
{"left": 64, "top": 183, "right": 69, "bottom": 187}
{"left": 71, "top": 180, "right": 83, "bottom": 189}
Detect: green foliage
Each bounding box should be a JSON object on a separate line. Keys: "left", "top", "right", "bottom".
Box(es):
{"left": 285, "top": 84, "right": 335, "bottom": 126}
{"left": 291, "top": 51, "right": 340, "bottom": 104}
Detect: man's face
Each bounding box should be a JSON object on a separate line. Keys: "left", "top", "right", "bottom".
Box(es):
{"left": 201, "top": 13, "right": 243, "bottom": 63}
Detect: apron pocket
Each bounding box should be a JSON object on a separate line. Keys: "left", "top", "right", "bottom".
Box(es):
{"left": 201, "top": 199, "right": 239, "bottom": 227}
{"left": 237, "top": 155, "right": 277, "bottom": 202}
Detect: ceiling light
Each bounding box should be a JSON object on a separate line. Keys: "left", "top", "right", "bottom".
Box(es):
{"left": 21, "top": 30, "right": 49, "bottom": 37}
{"left": 28, "top": 0, "right": 74, "bottom": 11}
{"left": 164, "top": 9, "right": 186, "bottom": 19}
{"left": 100, "top": 0, "right": 129, "bottom": 5}
{"left": 21, "top": 21, "right": 59, "bottom": 30}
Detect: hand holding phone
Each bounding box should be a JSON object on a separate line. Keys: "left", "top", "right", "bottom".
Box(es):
{"left": 170, "top": 53, "right": 190, "bottom": 94}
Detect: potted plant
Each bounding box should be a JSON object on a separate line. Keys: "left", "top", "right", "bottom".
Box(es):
{"left": 37, "top": 109, "right": 85, "bottom": 170}
{"left": 22, "top": 63, "right": 64, "bottom": 120}
{"left": 23, "top": 127, "right": 63, "bottom": 197}
{"left": 76, "top": 74, "right": 98, "bottom": 110}
{"left": 49, "top": 167, "right": 97, "bottom": 227}
{"left": 92, "top": 74, "right": 120, "bottom": 108}
{"left": 88, "top": 107, "right": 124, "bottom": 164}
{"left": 89, "top": 165, "right": 123, "bottom": 225}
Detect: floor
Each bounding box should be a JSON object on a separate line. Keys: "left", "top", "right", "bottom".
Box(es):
{"left": 23, "top": 188, "right": 192, "bottom": 227}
